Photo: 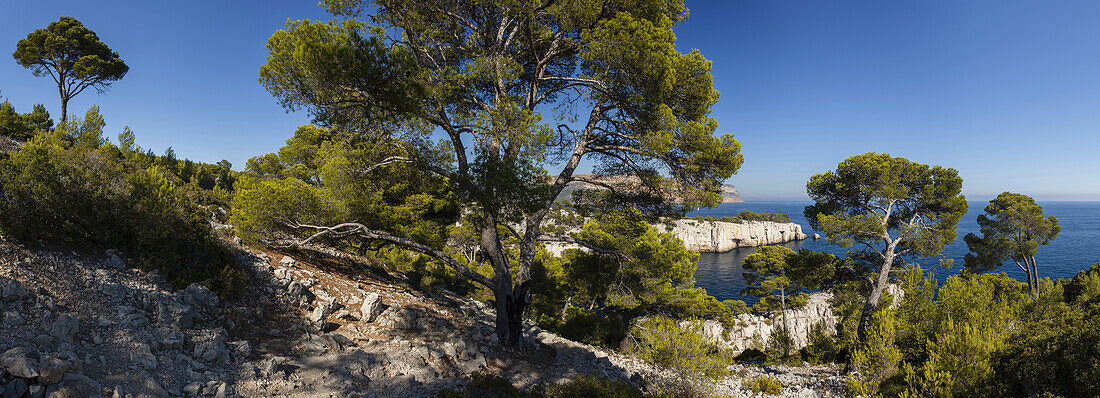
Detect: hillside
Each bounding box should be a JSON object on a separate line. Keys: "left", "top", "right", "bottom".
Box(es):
{"left": 0, "top": 239, "right": 845, "bottom": 397}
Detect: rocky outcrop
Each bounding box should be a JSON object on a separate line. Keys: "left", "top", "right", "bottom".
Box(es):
{"left": 664, "top": 219, "right": 807, "bottom": 252}
{"left": 701, "top": 286, "right": 906, "bottom": 355}
{"left": 701, "top": 292, "right": 836, "bottom": 354}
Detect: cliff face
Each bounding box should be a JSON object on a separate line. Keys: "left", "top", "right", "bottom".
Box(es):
{"left": 700, "top": 285, "right": 906, "bottom": 354}
{"left": 663, "top": 219, "right": 807, "bottom": 252}
{"left": 700, "top": 292, "right": 836, "bottom": 354}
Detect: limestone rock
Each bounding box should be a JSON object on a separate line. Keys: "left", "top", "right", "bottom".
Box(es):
{"left": 665, "top": 219, "right": 808, "bottom": 252}
{"left": 359, "top": 292, "right": 383, "bottom": 323}
{"left": 0, "top": 347, "right": 39, "bottom": 378}
{"left": 37, "top": 356, "right": 70, "bottom": 384}
{"left": 49, "top": 314, "right": 79, "bottom": 342}
{"left": 184, "top": 284, "right": 219, "bottom": 309}
{"left": 0, "top": 278, "right": 27, "bottom": 301}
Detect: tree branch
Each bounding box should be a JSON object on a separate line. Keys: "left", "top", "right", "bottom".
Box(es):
{"left": 290, "top": 222, "right": 493, "bottom": 287}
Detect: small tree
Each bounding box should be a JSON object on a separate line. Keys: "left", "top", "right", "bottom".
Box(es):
{"left": 13, "top": 16, "right": 128, "bottom": 123}
{"left": 0, "top": 101, "right": 53, "bottom": 141}
{"left": 805, "top": 152, "right": 968, "bottom": 342}
{"left": 964, "top": 192, "right": 1060, "bottom": 298}
{"left": 742, "top": 246, "right": 835, "bottom": 356}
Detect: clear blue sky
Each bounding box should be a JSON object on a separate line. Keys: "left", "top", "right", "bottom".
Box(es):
{"left": 2, "top": 1, "right": 1099, "bottom": 201}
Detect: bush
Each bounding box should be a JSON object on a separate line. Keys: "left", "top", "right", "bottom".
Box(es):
{"left": 745, "top": 375, "right": 782, "bottom": 395}
{"left": 629, "top": 316, "right": 735, "bottom": 378}
{"left": 438, "top": 372, "right": 529, "bottom": 398}
{"left": 799, "top": 322, "right": 842, "bottom": 363}
{"left": 0, "top": 127, "right": 235, "bottom": 292}
{"left": 544, "top": 375, "right": 651, "bottom": 398}
{"left": 689, "top": 211, "right": 791, "bottom": 224}
{"left": 987, "top": 303, "right": 1100, "bottom": 397}
{"left": 558, "top": 307, "right": 629, "bottom": 349}
{"left": 847, "top": 310, "right": 901, "bottom": 396}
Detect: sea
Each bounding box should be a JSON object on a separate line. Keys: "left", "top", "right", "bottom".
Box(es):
{"left": 690, "top": 201, "right": 1100, "bottom": 304}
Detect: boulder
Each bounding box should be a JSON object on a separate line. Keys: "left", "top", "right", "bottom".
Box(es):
{"left": 359, "top": 292, "right": 383, "bottom": 323}
{"left": 2, "top": 378, "right": 28, "bottom": 398}
{"left": 50, "top": 314, "right": 79, "bottom": 342}
{"left": 104, "top": 251, "right": 125, "bottom": 269}
{"left": 132, "top": 343, "right": 157, "bottom": 370}
{"left": 279, "top": 256, "right": 296, "bottom": 267}
{"left": 37, "top": 356, "right": 70, "bottom": 384}
{"left": 0, "top": 278, "right": 27, "bottom": 301}
{"left": 184, "top": 284, "right": 219, "bottom": 309}
{"left": 0, "top": 347, "right": 39, "bottom": 378}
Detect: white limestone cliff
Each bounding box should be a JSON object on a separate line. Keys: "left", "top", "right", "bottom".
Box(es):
{"left": 661, "top": 219, "right": 808, "bottom": 252}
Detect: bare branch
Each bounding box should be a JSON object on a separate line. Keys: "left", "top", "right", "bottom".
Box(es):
{"left": 291, "top": 222, "right": 493, "bottom": 287}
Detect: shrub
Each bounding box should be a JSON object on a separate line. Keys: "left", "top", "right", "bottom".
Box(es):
{"left": 745, "top": 375, "right": 782, "bottom": 395}
{"left": 437, "top": 372, "right": 529, "bottom": 398}
{"left": 544, "top": 375, "right": 651, "bottom": 398}
{"left": 847, "top": 310, "right": 901, "bottom": 396}
{"left": 0, "top": 127, "right": 235, "bottom": 292}
{"left": 799, "top": 322, "right": 841, "bottom": 363}
{"left": 688, "top": 211, "right": 791, "bottom": 224}
{"left": 629, "top": 316, "right": 735, "bottom": 378}
{"left": 558, "top": 307, "right": 629, "bottom": 349}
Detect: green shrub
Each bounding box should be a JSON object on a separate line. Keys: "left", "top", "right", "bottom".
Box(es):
{"left": 629, "top": 316, "right": 734, "bottom": 378}
{"left": 689, "top": 211, "right": 791, "bottom": 224}
{"left": 558, "top": 307, "right": 629, "bottom": 348}
{"left": 745, "top": 375, "right": 782, "bottom": 395}
{"left": 544, "top": 375, "right": 651, "bottom": 398}
{"left": 847, "top": 310, "right": 901, "bottom": 397}
{"left": 799, "top": 322, "right": 841, "bottom": 363}
{"left": 0, "top": 125, "right": 235, "bottom": 291}
{"left": 437, "top": 372, "right": 529, "bottom": 398}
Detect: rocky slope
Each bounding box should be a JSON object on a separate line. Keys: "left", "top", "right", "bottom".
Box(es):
{"left": 662, "top": 219, "right": 808, "bottom": 252}
{"left": 0, "top": 239, "right": 846, "bottom": 397}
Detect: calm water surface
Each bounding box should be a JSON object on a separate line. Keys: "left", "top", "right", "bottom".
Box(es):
{"left": 691, "top": 201, "right": 1100, "bottom": 303}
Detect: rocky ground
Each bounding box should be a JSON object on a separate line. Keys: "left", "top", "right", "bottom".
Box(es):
{"left": 0, "top": 238, "right": 847, "bottom": 397}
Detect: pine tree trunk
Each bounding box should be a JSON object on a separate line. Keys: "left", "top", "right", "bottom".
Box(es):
{"left": 857, "top": 249, "right": 897, "bottom": 342}
{"left": 493, "top": 281, "right": 530, "bottom": 347}
{"left": 780, "top": 288, "right": 790, "bottom": 357}
{"left": 60, "top": 96, "right": 68, "bottom": 125}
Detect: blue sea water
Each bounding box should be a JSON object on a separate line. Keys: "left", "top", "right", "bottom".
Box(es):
{"left": 690, "top": 201, "right": 1100, "bottom": 303}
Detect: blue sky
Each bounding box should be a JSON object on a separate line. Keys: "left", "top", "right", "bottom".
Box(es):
{"left": 2, "top": 1, "right": 1099, "bottom": 201}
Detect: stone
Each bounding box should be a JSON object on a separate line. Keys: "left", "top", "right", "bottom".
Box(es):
{"left": 230, "top": 340, "right": 251, "bottom": 357}
{"left": 132, "top": 344, "right": 157, "bottom": 370}
{"left": 38, "top": 356, "right": 70, "bottom": 384}
{"left": 99, "top": 283, "right": 127, "bottom": 300}
{"left": 50, "top": 314, "right": 79, "bottom": 342}
{"left": 26, "top": 384, "right": 44, "bottom": 398}
{"left": 184, "top": 284, "right": 219, "bottom": 309}
{"left": 2, "top": 312, "right": 23, "bottom": 328}
{"left": 286, "top": 281, "right": 311, "bottom": 303}
{"left": 104, "top": 252, "right": 125, "bottom": 269}
{"left": 813, "top": 233, "right": 821, "bottom": 239}
{"left": 0, "top": 278, "right": 27, "bottom": 301}
{"left": 359, "top": 292, "right": 383, "bottom": 323}
{"left": 279, "top": 255, "right": 296, "bottom": 267}
{"left": 2, "top": 378, "right": 28, "bottom": 398}
{"left": 182, "top": 382, "right": 202, "bottom": 396}
{"left": 0, "top": 347, "right": 39, "bottom": 378}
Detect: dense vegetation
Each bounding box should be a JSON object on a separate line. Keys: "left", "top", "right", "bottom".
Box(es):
{"left": 0, "top": 104, "right": 241, "bottom": 293}
{"left": 689, "top": 210, "right": 792, "bottom": 224}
